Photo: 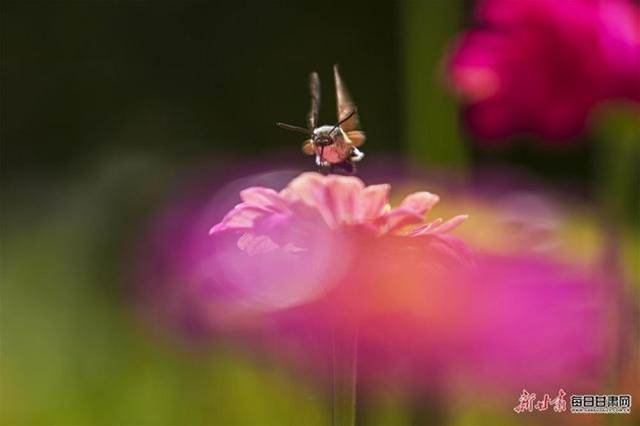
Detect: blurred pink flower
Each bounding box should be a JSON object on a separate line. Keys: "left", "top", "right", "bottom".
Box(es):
{"left": 206, "top": 173, "right": 621, "bottom": 392}
{"left": 452, "top": 254, "right": 621, "bottom": 394}
{"left": 183, "top": 172, "right": 470, "bottom": 388}
{"left": 205, "top": 172, "right": 471, "bottom": 327}
{"left": 448, "top": 0, "right": 640, "bottom": 142}
{"left": 135, "top": 169, "right": 625, "bottom": 395}
{"left": 259, "top": 253, "right": 621, "bottom": 394}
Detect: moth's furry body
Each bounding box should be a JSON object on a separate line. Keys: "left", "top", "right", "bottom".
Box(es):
{"left": 277, "top": 65, "right": 366, "bottom": 173}
{"left": 310, "top": 126, "right": 364, "bottom": 167}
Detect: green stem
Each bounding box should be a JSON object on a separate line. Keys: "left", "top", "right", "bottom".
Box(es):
{"left": 595, "top": 106, "right": 640, "bottom": 283}
{"left": 596, "top": 112, "right": 639, "bottom": 224}
{"left": 594, "top": 107, "right": 640, "bottom": 426}
{"left": 331, "top": 328, "right": 358, "bottom": 426}
{"left": 402, "top": 0, "right": 467, "bottom": 170}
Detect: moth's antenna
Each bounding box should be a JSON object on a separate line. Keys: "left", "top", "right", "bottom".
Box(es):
{"left": 276, "top": 122, "right": 312, "bottom": 135}
{"left": 330, "top": 109, "right": 357, "bottom": 134}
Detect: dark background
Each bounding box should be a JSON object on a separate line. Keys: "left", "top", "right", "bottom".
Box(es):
{"left": 3, "top": 0, "right": 593, "bottom": 186}
{"left": 3, "top": 1, "right": 401, "bottom": 175}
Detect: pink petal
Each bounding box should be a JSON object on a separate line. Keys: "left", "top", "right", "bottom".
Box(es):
{"left": 384, "top": 209, "right": 426, "bottom": 234}
{"left": 282, "top": 172, "right": 366, "bottom": 228}
{"left": 409, "top": 218, "right": 444, "bottom": 236}
{"left": 356, "top": 184, "right": 391, "bottom": 222}
{"left": 281, "top": 173, "right": 336, "bottom": 226}
{"left": 384, "top": 192, "right": 441, "bottom": 233}
{"left": 410, "top": 215, "right": 467, "bottom": 237}
{"left": 431, "top": 215, "right": 469, "bottom": 233}
{"left": 418, "top": 233, "right": 475, "bottom": 268}
{"left": 209, "top": 204, "right": 268, "bottom": 235}
{"left": 237, "top": 232, "right": 279, "bottom": 255}
{"left": 280, "top": 172, "right": 326, "bottom": 203}
{"left": 324, "top": 175, "right": 366, "bottom": 226}
{"left": 399, "top": 192, "right": 440, "bottom": 215}
{"left": 240, "top": 187, "right": 290, "bottom": 213}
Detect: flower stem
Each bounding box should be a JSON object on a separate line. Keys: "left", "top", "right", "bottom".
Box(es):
{"left": 594, "top": 107, "right": 640, "bottom": 425}
{"left": 594, "top": 106, "right": 640, "bottom": 288}
{"left": 595, "top": 106, "right": 640, "bottom": 226}
{"left": 331, "top": 327, "right": 358, "bottom": 426}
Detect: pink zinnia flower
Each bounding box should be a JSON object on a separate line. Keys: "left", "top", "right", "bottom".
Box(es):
{"left": 447, "top": 0, "right": 640, "bottom": 142}
{"left": 207, "top": 172, "right": 471, "bottom": 312}
{"left": 210, "top": 172, "right": 468, "bottom": 256}
{"left": 209, "top": 172, "right": 471, "bottom": 310}
{"left": 205, "top": 172, "right": 470, "bottom": 381}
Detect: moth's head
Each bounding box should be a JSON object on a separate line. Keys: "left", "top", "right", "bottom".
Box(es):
{"left": 313, "top": 125, "right": 339, "bottom": 146}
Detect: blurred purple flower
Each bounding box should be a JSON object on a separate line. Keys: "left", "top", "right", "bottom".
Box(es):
{"left": 453, "top": 254, "right": 620, "bottom": 393}
{"left": 447, "top": 0, "right": 640, "bottom": 142}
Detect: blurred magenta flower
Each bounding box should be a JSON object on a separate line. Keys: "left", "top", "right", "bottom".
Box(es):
{"left": 453, "top": 253, "right": 621, "bottom": 394}
{"left": 204, "top": 173, "right": 622, "bottom": 392}
{"left": 447, "top": 0, "right": 640, "bottom": 142}
{"left": 135, "top": 169, "right": 626, "bottom": 395}
{"left": 256, "top": 252, "right": 621, "bottom": 394}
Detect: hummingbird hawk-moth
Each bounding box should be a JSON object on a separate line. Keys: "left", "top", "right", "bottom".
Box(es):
{"left": 276, "top": 65, "right": 365, "bottom": 173}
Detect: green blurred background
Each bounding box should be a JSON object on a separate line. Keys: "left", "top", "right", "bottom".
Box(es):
{"left": 1, "top": 1, "right": 635, "bottom": 425}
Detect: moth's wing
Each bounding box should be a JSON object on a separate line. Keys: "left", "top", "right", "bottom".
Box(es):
{"left": 346, "top": 130, "right": 366, "bottom": 147}
{"left": 308, "top": 72, "right": 320, "bottom": 131}
{"left": 334, "top": 64, "right": 360, "bottom": 132}
{"left": 302, "top": 139, "right": 315, "bottom": 155}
